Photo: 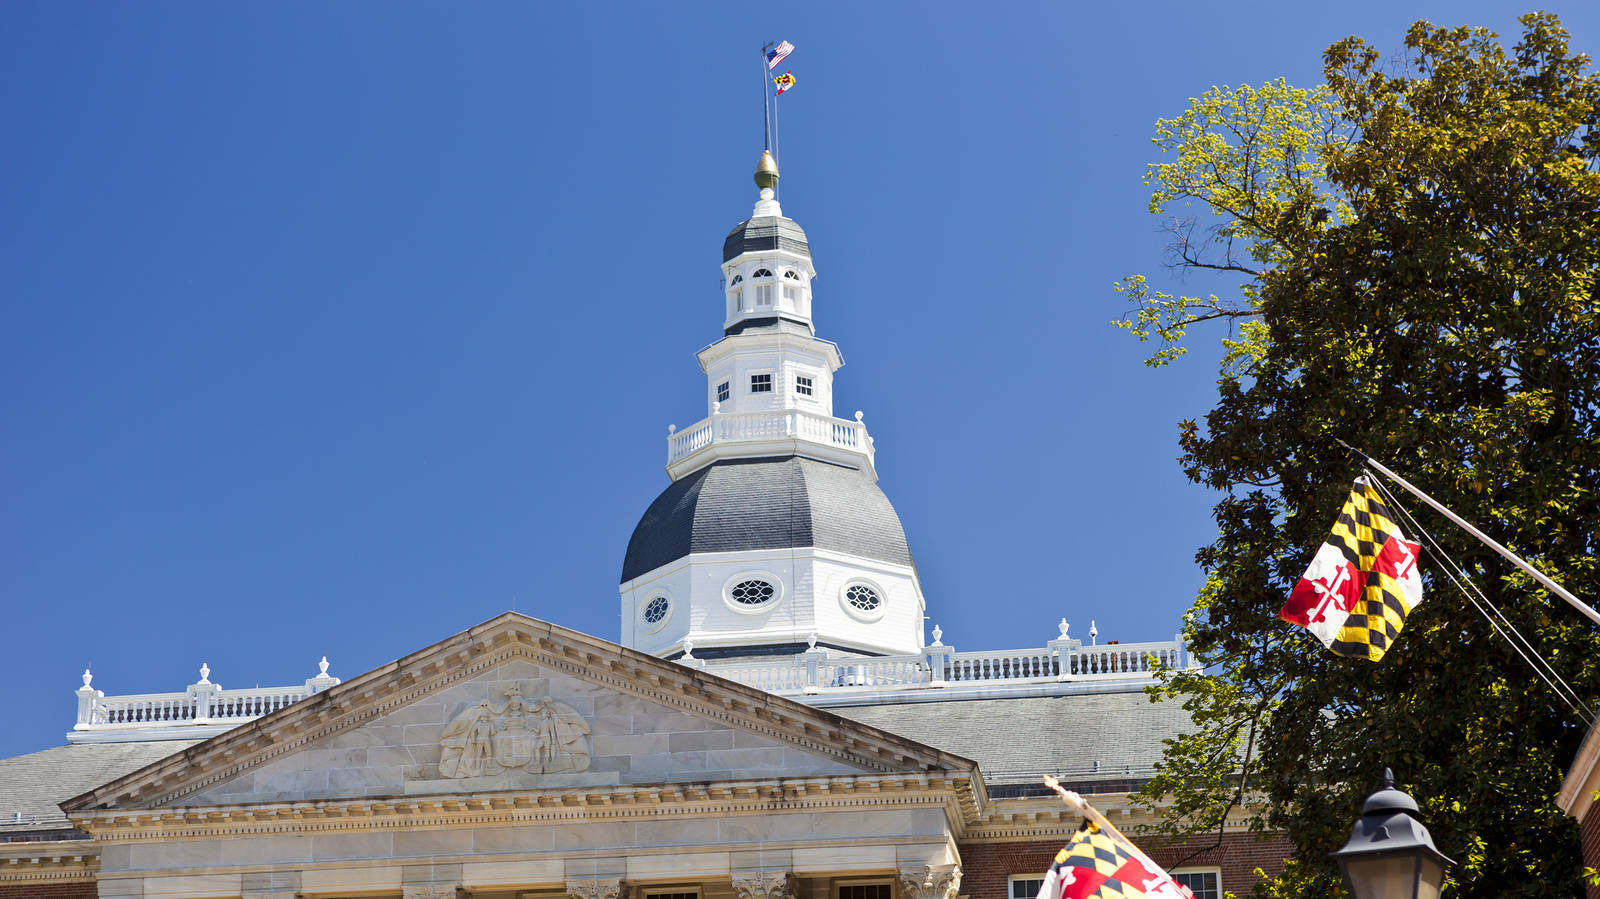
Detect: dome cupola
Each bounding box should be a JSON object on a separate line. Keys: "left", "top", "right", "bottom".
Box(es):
{"left": 619, "top": 154, "right": 927, "bottom": 662}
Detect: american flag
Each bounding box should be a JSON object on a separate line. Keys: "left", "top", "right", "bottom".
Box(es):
{"left": 766, "top": 40, "right": 794, "bottom": 70}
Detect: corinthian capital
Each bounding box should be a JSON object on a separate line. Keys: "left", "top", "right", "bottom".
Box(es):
{"left": 567, "top": 878, "right": 624, "bottom": 899}
{"left": 732, "top": 872, "right": 794, "bottom": 899}
{"left": 899, "top": 866, "right": 961, "bottom": 899}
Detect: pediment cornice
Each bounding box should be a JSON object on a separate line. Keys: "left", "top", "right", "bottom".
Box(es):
{"left": 71, "top": 771, "right": 975, "bottom": 840}
{"left": 62, "top": 613, "right": 981, "bottom": 819}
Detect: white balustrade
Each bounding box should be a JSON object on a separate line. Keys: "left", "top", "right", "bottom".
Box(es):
{"left": 666, "top": 409, "right": 872, "bottom": 466}
{"left": 72, "top": 661, "right": 339, "bottom": 739}
{"left": 701, "top": 636, "right": 1192, "bottom": 699}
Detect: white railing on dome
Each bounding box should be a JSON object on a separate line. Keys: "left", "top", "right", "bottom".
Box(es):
{"left": 667, "top": 408, "right": 872, "bottom": 466}
{"left": 71, "top": 661, "right": 340, "bottom": 739}
{"left": 697, "top": 636, "right": 1191, "bottom": 698}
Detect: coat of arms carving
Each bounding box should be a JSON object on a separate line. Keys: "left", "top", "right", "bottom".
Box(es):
{"left": 438, "top": 683, "right": 591, "bottom": 777}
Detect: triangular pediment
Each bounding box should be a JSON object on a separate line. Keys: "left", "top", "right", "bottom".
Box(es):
{"left": 63, "top": 613, "right": 976, "bottom": 813}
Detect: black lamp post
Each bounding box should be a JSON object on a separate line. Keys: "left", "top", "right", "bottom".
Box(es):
{"left": 1332, "top": 769, "right": 1454, "bottom": 899}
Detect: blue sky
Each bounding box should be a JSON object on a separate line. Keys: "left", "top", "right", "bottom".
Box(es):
{"left": 3, "top": 2, "right": 1596, "bottom": 758}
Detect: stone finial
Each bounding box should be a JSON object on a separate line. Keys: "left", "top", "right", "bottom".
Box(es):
{"left": 682, "top": 640, "right": 695, "bottom": 660}
{"left": 318, "top": 656, "right": 330, "bottom": 677}
{"left": 806, "top": 631, "right": 818, "bottom": 651}
{"left": 930, "top": 624, "right": 943, "bottom": 646}
{"left": 713, "top": 401, "right": 722, "bottom": 414}
{"left": 732, "top": 873, "right": 794, "bottom": 899}
{"left": 1089, "top": 620, "right": 1098, "bottom": 646}
{"left": 567, "top": 879, "right": 623, "bottom": 899}
{"left": 854, "top": 410, "right": 864, "bottom": 421}
{"left": 668, "top": 424, "right": 677, "bottom": 435}
{"left": 1058, "top": 618, "right": 1070, "bottom": 638}
{"left": 81, "top": 669, "right": 93, "bottom": 688}
{"left": 899, "top": 866, "right": 962, "bottom": 899}
{"left": 198, "top": 663, "right": 212, "bottom": 685}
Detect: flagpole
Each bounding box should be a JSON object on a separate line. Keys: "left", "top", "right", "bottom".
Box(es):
{"left": 772, "top": 71, "right": 781, "bottom": 199}
{"left": 761, "top": 44, "right": 772, "bottom": 152}
{"left": 1043, "top": 776, "right": 1177, "bottom": 885}
{"left": 1336, "top": 440, "right": 1600, "bottom": 627}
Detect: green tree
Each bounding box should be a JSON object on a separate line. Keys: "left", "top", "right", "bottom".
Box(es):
{"left": 1118, "top": 15, "right": 1600, "bottom": 897}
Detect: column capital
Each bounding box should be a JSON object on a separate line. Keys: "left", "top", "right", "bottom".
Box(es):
{"left": 899, "top": 866, "right": 961, "bottom": 899}
{"left": 567, "top": 878, "right": 624, "bottom": 899}
{"left": 732, "top": 871, "right": 794, "bottom": 899}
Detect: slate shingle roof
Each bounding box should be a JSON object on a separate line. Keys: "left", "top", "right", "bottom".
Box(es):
{"left": 723, "top": 215, "right": 811, "bottom": 263}
{"left": 622, "top": 455, "right": 915, "bottom": 583}
{"left": 0, "top": 741, "right": 198, "bottom": 835}
{"left": 723, "top": 316, "right": 815, "bottom": 338}
{"left": 831, "top": 687, "right": 1192, "bottom": 789}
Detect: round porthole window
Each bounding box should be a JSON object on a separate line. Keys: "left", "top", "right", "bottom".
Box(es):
{"left": 639, "top": 594, "right": 671, "bottom": 633}
{"left": 731, "top": 579, "right": 775, "bottom": 605}
{"left": 723, "top": 572, "right": 783, "bottom": 612}
{"left": 840, "top": 580, "right": 887, "bottom": 622}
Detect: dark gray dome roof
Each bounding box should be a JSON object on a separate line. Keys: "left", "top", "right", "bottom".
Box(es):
{"left": 723, "top": 215, "right": 811, "bottom": 263}
{"left": 621, "top": 455, "right": 914, "bottom": 583}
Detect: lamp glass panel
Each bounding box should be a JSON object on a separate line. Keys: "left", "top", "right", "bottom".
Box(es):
{"left": 1414, "top": 858, "right": 1445, "bottom": 899}
{"left": 1341, "top": 854, "right": 1419, "bottom": 899}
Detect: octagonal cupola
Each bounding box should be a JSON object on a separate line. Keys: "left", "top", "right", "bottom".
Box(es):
{"left": 618, "top": 152, "right": 927, "bottom": 664}
{"left": 721, "top": 150, "right": 817, "bottom": 335}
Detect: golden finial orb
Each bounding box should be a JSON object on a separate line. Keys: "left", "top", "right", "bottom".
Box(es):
{"left": 755, "top": 150, "right": 780, "bottom": 190}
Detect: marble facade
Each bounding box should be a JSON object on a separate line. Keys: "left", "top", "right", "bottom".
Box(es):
{"left": 60, "top": 614, "right": 972, "bottom": 899}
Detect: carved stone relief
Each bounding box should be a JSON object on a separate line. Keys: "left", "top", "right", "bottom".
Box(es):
{"left": 439, "top": 683, "right": 591, "bottom": 778}
{"left": 899, "top": 866, "right": 962, "bottom": 899}
{"left": 732, "top": 872, "right": 795, "bottom": 899}
{"left": 566, "top": 878, "right": 624, "bottom": 899}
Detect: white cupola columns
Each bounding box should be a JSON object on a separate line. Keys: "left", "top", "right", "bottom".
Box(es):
{"left": 722, "top": 244, "right": 817, "bottom": 334}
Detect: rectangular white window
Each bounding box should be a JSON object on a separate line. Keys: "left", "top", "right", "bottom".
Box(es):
{"left": 750, "top": 373, "right": 772, "bottom": 393}
{"left": 795, "top": 375, "right": 813, "bottom": 397}
{"left": 783, "top": 285, "right": 798, "bottom": 304}
{"left": 1172, "top": 870, "right": 1220, "bottom": 899}
{"left": 756, "top": 284, "right": 774, "bottom": 307}
{"left": 736, "top": 289, "right": 748, "bottom": 312}
{"left": 1009, "top": 876, "right": 1045, "bottom": 899}
{"left": 716, "top": 381, "right": 730, "bottom": 403}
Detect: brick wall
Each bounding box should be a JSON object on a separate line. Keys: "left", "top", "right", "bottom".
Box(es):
{"left": 0, "top": 883, "right": 96, "bottom": 898}
{"left": 959, "top": 832, "right": 1292, "bottom": 898}
{"left": 1583, "top": 810, "right": 1600, "bottom": 899}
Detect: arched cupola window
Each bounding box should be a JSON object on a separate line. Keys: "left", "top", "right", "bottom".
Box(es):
{"left": 753, "top": 268, "right": 773, "bottom": 278}
{"left": 783, "top": 270, "right": 801, "bottom": 280}
{"left": 730, "top": 275, "right": 743, "bottom": 285}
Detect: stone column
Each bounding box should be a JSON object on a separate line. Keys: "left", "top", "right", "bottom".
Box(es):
{"left": 568, "top": 878, "right": 625, "bottom": 899}
{"left": 732, "top": 871, "right": 795, "bottom": 899}
{"left": 899, "top": 866, "right": 961, "bottom": 899}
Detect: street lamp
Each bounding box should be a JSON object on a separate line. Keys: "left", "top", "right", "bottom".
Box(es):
{"left": 1332, "top": 769, "right": 1454, "bottom": 899}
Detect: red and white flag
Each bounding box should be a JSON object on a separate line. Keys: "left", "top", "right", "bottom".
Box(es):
{"left": 1280, "top": 477, "right": 1423, "bottom": 661}
{"left": 766, "top": 40, "right": 794, "bottom": 70}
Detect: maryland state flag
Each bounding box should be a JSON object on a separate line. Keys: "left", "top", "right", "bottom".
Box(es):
{"left": 773, "top": 71, "right": 796, "bottom": 95}
{"left": 1280, "top": 477, "right": 1423, "bottom": 661}
{"left": 1035, "top": 821, "right": 1195, "bottom": 899}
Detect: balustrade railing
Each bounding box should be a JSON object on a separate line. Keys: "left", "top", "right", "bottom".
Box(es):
{"left": 698, "top": 636, "right": 1191, "bottom": 699}
{"left": 667, "top": 408, "right": 872, "bottom": 466}
{"left": 72, "top": 660, "right": 339, "bottom": 739}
